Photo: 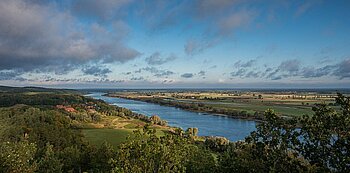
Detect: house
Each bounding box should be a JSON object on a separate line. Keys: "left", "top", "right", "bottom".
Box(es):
{"left": 56, "top": 105, "right": 76, "bottom": 112}
{"left": 64, "top": 107, "right": 76, "bottom": 112}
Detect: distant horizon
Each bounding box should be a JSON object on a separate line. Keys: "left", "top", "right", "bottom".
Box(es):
{"left": 2, "top": 84, "right": 350, "bottom": 91}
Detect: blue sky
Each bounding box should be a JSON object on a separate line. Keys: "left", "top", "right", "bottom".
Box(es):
{"left": 0, "top": 0, "right": 349, "bottom": 88}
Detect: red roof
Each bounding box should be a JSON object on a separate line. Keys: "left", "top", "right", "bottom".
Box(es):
{"left": 65, "top": 107, "right": 76, "bottom": 112}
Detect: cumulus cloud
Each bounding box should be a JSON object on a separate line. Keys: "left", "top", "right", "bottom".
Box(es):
{"left": 245, "top": 71, "right": 260, "bottom": 78}
{"left": 265, "top": 69, "right": 280, "bottom": 79}
{"left": 278, "top": 59, "right": 301, "bottom": 73}
{"left": 230, "top": 59, "right": 258, "bottom": 78}
{"left": 82, "top": 66, "right": 112, "bottom": 77}
{"left": 0, "top": 0, "right": 140, "bottom": 74}
{"left": 0, "top": 70, "right": 25, "bottom": 81}
{"left": 264, "top": 59, "right": 301, "bottom": 80}
{"left": 130, "top": 76, "right": 145, "bottom": 81}
{"left": 301, "top": 65, "right": 334, "bottom": 78}
{"left": 231, "top": 68, "right": 247, "bottom": 78}
{"left": 234, "top": 59, "right": 257, "bottom": 68}
{"left": 141, "top": 67, "right": 175, "bottom": 77}
{"left": 198, "top": 71, "right": 206, "bottom": 76}
{"left": 38, "top": 76, "right": 125, "bottom": 84}
{"left": 181, "top": 73, "right": 194, "bottom": 78}
{"left": 333, "top": 59, "right": 350, "bottom": 79}
{"left": 229, "top": 58, "right": 350, "bottom": 81}
{"left": 261, "top": 67, "right": 273, "bottom": 77}
{"left": 272, "top": 59, "right": 350, "bottom": 80}
{"left": 154, "top": 71, "right": 175, "bottom": 77}
{"left": 184, "top": 39, "right": 217, "bottom": 56}
{"left": 145, "top": 52, "right": 177, "bottom": 65}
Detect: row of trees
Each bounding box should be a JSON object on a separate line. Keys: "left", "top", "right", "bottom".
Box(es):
{"left": 0, "top": 93, "right": 91, "bottom": 107}
{"left": 121, "top": 96, "right": 265, "bottom": 120}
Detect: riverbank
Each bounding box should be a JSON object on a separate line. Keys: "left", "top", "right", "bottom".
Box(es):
{"left": 105, "top": 93, "right": 265, "bottom": 122}
{"left": 89, "top": 92, "right": 256, "bottom": 141}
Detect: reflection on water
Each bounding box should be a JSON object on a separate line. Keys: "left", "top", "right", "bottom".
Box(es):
{"left": 87, "top": 93, "right": 256, "bottom": 141}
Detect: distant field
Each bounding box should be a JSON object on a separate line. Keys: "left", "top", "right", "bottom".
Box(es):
{"left": 208, "top": 103, "right": 313, "bottom": 117}
{"left": 109, "top": 91, "right": 338, "bottom": 117}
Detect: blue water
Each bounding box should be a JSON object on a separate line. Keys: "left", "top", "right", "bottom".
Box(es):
{"left": 86, "top": 93, "right": 256, "bottom": 141}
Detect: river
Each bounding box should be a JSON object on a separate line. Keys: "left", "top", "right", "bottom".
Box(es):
{"left": 86, "top": 93, "right": 257, "bottom": 141}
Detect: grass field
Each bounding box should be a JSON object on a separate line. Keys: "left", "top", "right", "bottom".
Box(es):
{"left": 82, "top": 128, "right": 168, "bottom": 147}
{"left": 82, "top": 128, "right": 133, "bottom": 147}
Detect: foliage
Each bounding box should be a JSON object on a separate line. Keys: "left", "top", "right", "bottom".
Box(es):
{"left": 0, "top": 106, "right": 85, "bottom": 150}
{"left": 114, "top": 129, "right": 190, "bottom": 172}
{"left": 185, "top": 127, "right": 198, "bottom": 137}
{"left": 297, "top": 93, "right": 350, "bottom": 172}
{"left": 0, "top": 93, "right": 89, "bottom": 107}
{"left": 0, "top": 141, "right": 37, "bottom": 173}
{"left": 204, "top": 136, "right": 230, "bottom": 152}
{"left": 37, "top": 143, "right": 63, "bottom": 173}
{"left": 90, "top": 142, "right": 116, "bottom": 172}
{"left": 218, "top": 93, "right": 350, "bottom": 172}
{"left": 184, "top": 147, "right": 217, "bottom": 173}
{"left": 114, "top": 129, "right": 217, "bottom": 173}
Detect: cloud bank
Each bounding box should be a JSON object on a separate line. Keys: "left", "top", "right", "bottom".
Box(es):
{"left": 0, "top": 0, "right": 139, "bottom": 74}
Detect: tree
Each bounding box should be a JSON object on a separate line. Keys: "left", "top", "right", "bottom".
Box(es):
{"left": 0, "top": 141, "right": 37, "bottom": 173}
{"left": 59, "top": 146, "right": 82, "bottom": 173}
{"left": 297, "top": 93, "right": 350, "bottom": 172}
{"left": 204, "top": 136, "right": 229, "bottom": 152}
{"left": 90, "top": 142, "right": 116, "bottom": 172}
{"left": 114, "top": 129, "right": 195, "bottom": 172}
{"left": 218, "top": 110, "right": 313, "bottom": 172}
{"left": 185, "top": 128, "right": 199, "bottom": 138}
{"left": 193, "top": 128, "right": 198, "bottom": 136}
{"left": 37, "top": 143, "right": 63, "bottom": 173}
{"left": 150, "top": 115, "right": 162, "bottom": 124}
{"left": 185, "top": 146, "right": 217, "bottom": 173}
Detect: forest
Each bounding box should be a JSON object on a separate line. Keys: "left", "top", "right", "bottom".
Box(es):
{"left": 0, "top": 87, "right": 349, "bottom": 172}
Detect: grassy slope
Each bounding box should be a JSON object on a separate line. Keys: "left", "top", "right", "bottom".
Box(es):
{"left": 82, "top": 128, "right": 133, "bottom": 147}
{"left": 78, "top": 115, "right": 169, "bottom": 147}
{"left": 82, "top": 128, "right": 167, "bottom": 148}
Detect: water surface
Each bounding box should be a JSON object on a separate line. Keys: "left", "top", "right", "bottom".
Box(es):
{"left": 87, "top": 93, "right": 256, "bottom": 141}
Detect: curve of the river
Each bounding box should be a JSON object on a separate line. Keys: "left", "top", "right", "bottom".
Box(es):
{"left": 86, "top": 93, "right": 256, "bottom": 141}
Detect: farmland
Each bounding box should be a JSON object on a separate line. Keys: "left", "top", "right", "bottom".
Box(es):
{"left": 106, "top": 89, "right": 345, "bottom": 119}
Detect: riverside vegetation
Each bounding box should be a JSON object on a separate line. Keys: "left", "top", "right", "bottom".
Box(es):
{"left": 107, "top": 89, "right": 343, "bottom": 120}
{"left": 0, "top": 86, "right": 349, "bottom": 172}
